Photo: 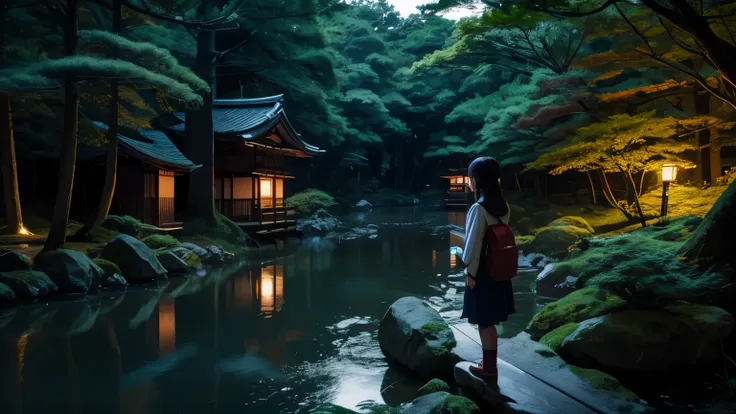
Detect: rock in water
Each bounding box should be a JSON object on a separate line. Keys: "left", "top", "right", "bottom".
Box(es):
{"left": 101, "top": 234, "right": 167, "bottom": 283}
{"left": 156, "top": 251, "right": 190, "bottom": 273}
{"left": 104, "top": 274, "right": 127, "bottom": 288}
{"left": 180, "top": 242, "right": 209, "bottom": 257}
{"left": 400, "top": 391, "right": 480, "bottom": 414}
{"left": 0, "top": 249, "right": 32, "bottom": 272}
{"left": 355, "top": 199, "right": 373, "bottom": 211}
{"left": 416, "top": 379, "right": 450, "bottom": 397}
{"left": 0, "top": 270, "right": 57, "bottom": 299}
{"left": 35, "top": 249, "right": 104, "bottom": 294}
{"left": 378, "top": 297, "right": 460, "bottom": 379}
{"left": 526, "top": 287, "right": 627, "bottom": 340}
{"left": 0, "top": 282, "right": 16, "bottom": 307}
{"left": 298, "top": 209, "right": 343, "bottom": 234}
{"left": 557, "top": 305, "right": 734, "bottom": 372}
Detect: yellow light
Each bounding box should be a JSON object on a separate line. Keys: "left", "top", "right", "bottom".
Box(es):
{"left": 450, "top": 253, "right": 457, "bottom": 269}
{"left": 661, "top": 164, "right": 678, "bottom": 183}
{"left": 260, "top": 179, "right": 273, "bottom": 198}
{"left": 18, "top": 227, "right": 32, "bottom": 236}
{"left": 261, "top": 266, "right": 275, "bottom": 316}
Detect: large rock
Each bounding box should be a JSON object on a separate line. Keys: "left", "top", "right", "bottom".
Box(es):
{"left": 534, "top": 263, "right": 577, "bottom": 299}
{"left": 417, "top": 379, "right": 450, "bottom": 397}
{"left": 400, "top": 391, "right": 480, "bottom": 414}
{"left": 0, "top": 270, "right": 57, "bottom": 300}
{"left": 378, "top": 297, "right": 460, "bottom": 379}
{"left": 34, "top": 249, "right": 104, "bottom": 294}
{"left": 526, "top": 287, "right": 627, "bottom": 340}
{"left": 556, "top": 305, "right": 734, "bottom": 372}
{"left": 0, "top": 282, "right": 16, "bottom": 307}
{"left": 355, "top": 199, "right": 373, "bottom": 211}
{"left": 298, "top": 209, "right": 343, "bottom": 234}
{"left": 528, "top": 217, "right": 593, "bottom": 259}
{"left": 156, "top": 251, "right": 189, "bottom": 273}
{"left": 101, "top": 234, "right": 167, "bottom": 283}
{"left": 0, "top": 249, "right": 32, "bottom": 272}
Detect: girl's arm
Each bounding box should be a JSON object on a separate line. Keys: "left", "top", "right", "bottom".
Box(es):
{"left": 462, "top": 204, "right": 485, "bottom": 278}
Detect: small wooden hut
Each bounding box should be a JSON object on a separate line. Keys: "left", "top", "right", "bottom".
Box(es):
{"left": 441, "top": 168, "right": 472, "bottom": 209}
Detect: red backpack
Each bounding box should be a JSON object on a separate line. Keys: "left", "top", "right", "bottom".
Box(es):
{"left": 484, "top": 218, "right": 518, "bottom": 281}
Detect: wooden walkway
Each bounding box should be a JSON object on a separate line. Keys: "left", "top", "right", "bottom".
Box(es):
{"left": 450, "top": 324, "right": 650, "bottom": 414}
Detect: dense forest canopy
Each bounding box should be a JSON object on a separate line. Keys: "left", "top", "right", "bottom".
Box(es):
{"left": 2, "top": 0, "right": 736, "bottom": 204}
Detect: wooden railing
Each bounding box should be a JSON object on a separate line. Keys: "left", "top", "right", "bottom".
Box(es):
{"left": 260, "top": 206, "right": 297, "bottom": 226}
{"left": 216, "top": 198, "right": 297, "bottom": 229}
{"left": 159, "top": 197, "right": 176, "bottom": 226}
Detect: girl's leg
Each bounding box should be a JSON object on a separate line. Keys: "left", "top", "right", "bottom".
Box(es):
{"left": 470, "top": 325, "right": 498, "bottom": 378}
{"left": 479, "top": 325, "right": 498, "bottom": 350}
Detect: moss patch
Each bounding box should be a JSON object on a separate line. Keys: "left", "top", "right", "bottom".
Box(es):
{"left": 439, "top": 395, "right": 481, "bottom": 413}
{"left": 181, "top": 214, "right": 245, "bottom": 245}
{"left": 548, "top": 216, "right": 595, "bottom": 234}
{"left": 639, "top": 183, "right": 725, "bottom": 219}
{"left": 420, "top": 321, "right": 450, "bottom": 336}
{"left": 182, "top": 252, "right": 203, "bottom": 270}
{"left": 102, "top": 215, "right": 142, "bottom": 236}
{"left": 417, "top": 379, "right": 450, "bottom": 396}
{"left": 540, "top": 322, "right": 580, "bottom": 351}
{"left": 285, "top": 189, "right": 337, "bottom": 216}
{"left": 526, "top": 287, "right": 627, "bottom": 339}
{"left": 93, "top": 258, "right": 121, "bottom": 278}
{"left": 568, "top": 365, "right": 640, "bottom": 401}
{"left": 142, "top": 234, "right": 181, "bottom": 249}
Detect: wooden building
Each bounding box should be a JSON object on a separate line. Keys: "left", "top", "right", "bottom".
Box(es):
{"left": 164, "top": 95, "right": 324, "bottom": 231}
{"left": 93, "top": 122, "right": 200, "bottom": 228}
{"left": 441, "top": 168, "right": 472, "bottom": 210}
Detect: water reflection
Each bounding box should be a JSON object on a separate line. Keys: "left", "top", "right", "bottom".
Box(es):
{"left": 0, "top": 208, "right": 544, "bottom": 414}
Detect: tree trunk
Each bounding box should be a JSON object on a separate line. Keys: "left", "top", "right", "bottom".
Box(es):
{"left": 710, "top": 129, "right": 722, "bottom": 184}
{"left": 597, "top": 169, "right": 633, "bottom": 220}
{"left": 586, "top": 170, "right": 597, "bottom": 205}
{"left": 625, "top": 169, "right": 647, "bottom": 228}
{"left": 0, "top": 0, "right": 23, "bottom": 234}
{"left": 185, "top": 6, "right": 218, "bottom": 226}
{"left": 44, "top": 0, "right": 79, "bottom": 252}
{"left": 75, "top": 0, "right": 120, "bottom": 239}
{"left": 679, "top": 178, "right": 736, "bottom": 269}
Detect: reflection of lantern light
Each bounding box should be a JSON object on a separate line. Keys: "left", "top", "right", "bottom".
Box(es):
{"left": 275, "top": 265, "right": 284, "bottom": 312}
{"left": 260, "top": 265, "right": 284, "bottom": 317}
{"left": 432, "top": 250, "right": 437, "bottom": 268}
{"left": 158, "top": 299, "right": 176, "bottom": 356}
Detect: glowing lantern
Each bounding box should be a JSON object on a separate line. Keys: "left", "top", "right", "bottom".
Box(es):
{"left": 661, "top": 164, "right": 678, "bottom": 183}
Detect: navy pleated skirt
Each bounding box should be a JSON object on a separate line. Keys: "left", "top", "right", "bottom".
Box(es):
{"left": 461, "top": 255, "right": 516, "bottom": 328}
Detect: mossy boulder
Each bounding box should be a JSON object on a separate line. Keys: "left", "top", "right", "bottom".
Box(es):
{"left": 568, "top": 365, "right": 640, "bottom": 401}
{"left": 142, "top": 234, "right": 182, "bottom": 250}
{"left": 0, "top": 249, "right": 32, "bottom": 272}
{"left": 378, "top": 297, "right": 460, "bottom": 379}
{"left": 0, "top": 282, "right": 16, "bottom": 307}
{"left": 526, "top": 287, "right": 627, "bottom": 339}
{"left": 548, "top": 216, "right": 595, "bottom": 234}
{"left": 417, "top": 379, "right": 450, "bottom": 397}
{"left": 0, "top": 270, "right": 57, "bottom": 299}
{"left": 401, "top": 392, "right": 479, "bottom": 414}
{"left": 93, "top": 258, "right": 121, "bottom": 279}
{"left": 285, "top": 189, "right": 337, "bottom": 216}
{"left": 528, "top": 218, "right": 593, "bottom": 259}
{"left": 298, "top": 209, "right": 343, "bottom": 234}
{"left": 556, "top": 305, "right": 734, "bottom": 372}
{"left": 101, "top": 234, "right": 167, "bottom": 283}
{"left": 540, "top": 322, "right": 580, "bottom": 351}
{"left": 156, "top": 251, "right": 189, "bottom": 273}
{"left": 34, "top": 249, "right": 104, "bottom": 294}
{"left": 102, "top": 215, "right": 141, "bottom": 236}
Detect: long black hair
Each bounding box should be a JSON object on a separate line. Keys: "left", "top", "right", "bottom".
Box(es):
{"left": 468, "top": 156, "right": 509, "bottom": 218}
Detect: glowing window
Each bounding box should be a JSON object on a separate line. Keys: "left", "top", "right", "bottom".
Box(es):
{"left": 260, "top": 178, "right": 273, "bottom": 198}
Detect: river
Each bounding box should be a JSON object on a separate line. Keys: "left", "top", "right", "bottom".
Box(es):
{"left": 0, "top": 208, "right": 544, "bottom": 414}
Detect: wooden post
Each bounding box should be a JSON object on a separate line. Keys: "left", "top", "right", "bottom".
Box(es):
{"left": 155, "top": 169, "right": 160, "bottom": 227}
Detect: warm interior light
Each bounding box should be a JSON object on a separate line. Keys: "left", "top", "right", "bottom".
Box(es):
{"left": 17, "top": 227, "right": 32, "bottom": 236}
{"left": 260, "top": 179, "right": 273, "bottom": 198}
{"left": 450, "top": 253, "right": 457, "bottom": 269}
{"left": 662, "top": 164, "right": 678, "bottom": 182}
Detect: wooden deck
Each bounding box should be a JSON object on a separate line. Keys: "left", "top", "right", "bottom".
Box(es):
{"left": 444, "top": 191, "right": 472, "bottom": 210}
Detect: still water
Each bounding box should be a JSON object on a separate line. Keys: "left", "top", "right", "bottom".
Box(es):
{"left": 0, "top": 209, "right": 542, "bottom": 414}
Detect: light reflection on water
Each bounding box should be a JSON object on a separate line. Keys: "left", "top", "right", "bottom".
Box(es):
{"left": 0, "top": 208, "right": 542, "bottom": 414}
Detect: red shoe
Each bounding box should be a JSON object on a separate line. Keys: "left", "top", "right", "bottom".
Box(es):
{"left": 469, "top": 360, "right": 498, "bottom": 380}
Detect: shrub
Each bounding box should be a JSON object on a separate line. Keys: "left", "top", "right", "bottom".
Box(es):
{"left": 142, "top": 234, "right": 181, "bottom": 249}
{"left": 285, "top": 189, "right": 337, "bottom": 216}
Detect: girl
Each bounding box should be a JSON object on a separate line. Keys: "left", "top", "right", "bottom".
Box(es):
{"left": 461, "top": 156, "right": 516, "bottom": 380}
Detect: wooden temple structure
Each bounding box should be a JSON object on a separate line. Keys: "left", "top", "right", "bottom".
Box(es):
{"left": 92, "top": 122, "right": 200, "bottom": 228}
{"left": 441, "top": 168, "right": 472, "bottom": 210}
{"left": 164, "top": 95, "right": 324, "bottom": 231}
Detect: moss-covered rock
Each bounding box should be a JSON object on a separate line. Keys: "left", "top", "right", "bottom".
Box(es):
{"left": 102, "top": 215, "right": 142, "bottom": 236}
{"left": 417, "top": 379, "right": 450, "bottom": 397}
{"left": 548, "top": 216, "right": 595, "bottom": 234}
{"left": 526, "top": 287, "right": 627, "bottom": 339}
{"left": 142, "top": 234, "right": 182, "bottom": 250}
{"left": 0, "top": 249, "right": 32, "bottom": 272}
{"left": 0, "top": 282, "right": 16, "bottom": 307}
{"left": 156, "top": 251, "right": 189, "bottom": 273}
{"left": 285, "top": 189, "right": 337, "bottom": 216}
{"left": 401, "top": 391, "right": 479, "bottom": 414}
{"left": 182, "top": 252, "right": 203, "bottom": 270}
{"left": 568, "top": 365, "right": 640, "bottom": 401}
{"left": 34, "top": 249, "right": 104, "bottom": 294}
{"left": 556, "top": 305, "right": 734, "bottom": 372}
{"left": 378, "top": 297, "right": 460, "bottom": 379}
{"left": 0, "top": 270, "right": 57, "bottom": 299}
{"left": 309, "top": 404, "right": 359, "bottom": 414}
{"left": 93, "top": 258, "right": 121, "bottom": 279}
{"left": 528, "top": 219, "right": 593, "bottom": 259}
{"left": 540, "top": 322, "right": 580, "bottom": 351}
{"left": 101, "top": 234, "right": 167, "bottom": 283}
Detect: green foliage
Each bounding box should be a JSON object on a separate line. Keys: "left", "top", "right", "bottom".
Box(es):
{"left": 285, "top": 189, "right": 338, "bottom": 216}
{"left": 141, "top": 234, "right": 182, "bottom": 249}
{"left": 102, "top": 216, "right": 142, "bottom": 236}
{"left": 93, "top": 258, "right": 121, "bottom": 278}
{"left": 417, "top": 379, "right": 450, "bottom": 396}
{"left": 540, "top": 322, "right": 579, "bottom": 351}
